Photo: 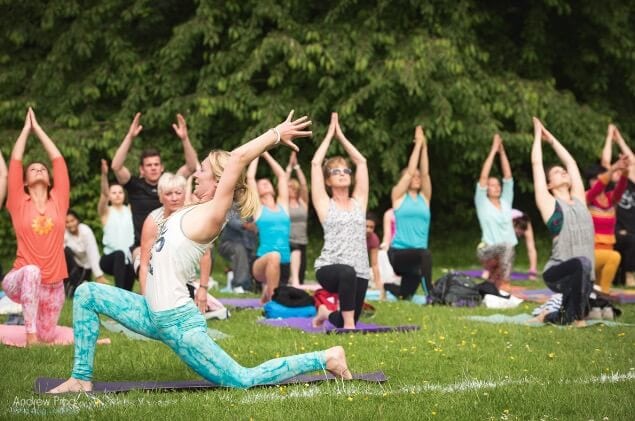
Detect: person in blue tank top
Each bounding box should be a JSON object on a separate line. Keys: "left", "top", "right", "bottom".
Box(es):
{"left": 382, "top": 125, "right": 432, "bottom": 300}
{"left": 247, "top": 151, "right": 292, "bottom": 303}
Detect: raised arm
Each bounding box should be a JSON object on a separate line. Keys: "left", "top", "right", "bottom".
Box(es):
{"left": 172, "top": 114, "right": 199, "bottom": 177}
{"left": 601, "top": 125, "right": 615, "bottom": 169}
{"left": 499, "top": 138, "right": 512, "bottom": 180}
{"left": 380, "top": 208, "right": 394, "bottom": 249}
{"left": 334, "top": 114, "right": 368, "bottom": 210}
{"left": 419, "top": 126, "right": 431, "bottom": 202}
{"left": 11, "top": 109, "right": 32, "bottom": 161}
{"left": 0, "top": 148, "right": 7, "bottom": 208}
{"left": 183, "top": 111, "right": 311, "bottom": 243}
{"left": 524, "top": 221, "right": 538, "bottom": 278}
{"left": 311, "top": 113, "right": 336, "bottom": 222}
{"left": 613, "top": 127, "right": 635, "bottom": 182}
{"left": 541, "top": 123, "right": 586, "bottom": 202}
{"left": 531, "top": 118, "right": 556, "bottom": 223}
{"left": 29, "top": 109, "right": 62, "bottom": 161}
{"left": 111, "top": 112, "right": 143, "bottom": 185}
{"left": 479, "top": 134, "right": 501, "bottom": 187}
{"left": 98, "top": 159, "right": 110, "bottom": 222}
{"left": 391, "top": 128, "right": 423, "bottom": 205}
{"left": 246, "top": 155, "right": 259, "bottom": 198}
{"left": 262, "top": 151, "right": 289, "bottom": 212}
{"left": 288, "top": 152, "right": 309, "bottom": 206}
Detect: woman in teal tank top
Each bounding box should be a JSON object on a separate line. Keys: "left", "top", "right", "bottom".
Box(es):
{"left": 247, "top": 151, "right": 292, "bottom": 303}
{"left": 383, "top": 125, "right": 433, "bottom": 300}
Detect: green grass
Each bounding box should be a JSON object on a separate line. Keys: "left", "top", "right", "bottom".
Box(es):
{"left": 1, "top": 230, "right": 634, "bottom": 420}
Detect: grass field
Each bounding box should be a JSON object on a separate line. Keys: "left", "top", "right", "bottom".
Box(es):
{"left": 1, "top": 229, "right": 634, "bottom": 420}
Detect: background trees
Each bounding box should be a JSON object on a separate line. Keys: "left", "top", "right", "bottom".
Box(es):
{"left": 0, "top": 0, "right": 632, "bottom": 257}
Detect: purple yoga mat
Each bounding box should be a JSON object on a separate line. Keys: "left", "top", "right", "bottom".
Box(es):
{"left": 218, "top": 298, "right": 262, "bottom": 309}
{"left": 460, "top": 270, "right": 534, "bottom": 281}
{"left": 34, "top": 371, "right": 387, "bottom": 394}
{"left": 259, "top": 317, "right": 420, "bottom": 334}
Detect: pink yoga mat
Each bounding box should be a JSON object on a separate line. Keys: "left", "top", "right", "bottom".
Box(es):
{"left": 0, "top": 325, "right": 111, "bottom": 348}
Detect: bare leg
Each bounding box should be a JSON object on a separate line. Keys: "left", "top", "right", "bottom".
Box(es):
{"left": 289, "top": 250, "right": 301, "bottom": 287}
{"left": 341, "top": 310, "right": 356, "bottom": 329}
{"left": 312, "top": 304, "right": 330, "bottom": 327}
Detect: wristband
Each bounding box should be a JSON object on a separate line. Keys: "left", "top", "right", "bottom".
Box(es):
{"left": 199, "top": 285, "right": 208, "bottom": 289}
{"left": 270, "top": 127, "right": 281, "bottom": 144}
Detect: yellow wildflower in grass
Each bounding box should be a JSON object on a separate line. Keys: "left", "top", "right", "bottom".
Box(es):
{"left": 548, "top": 352, "right": 556, "bottom": 359}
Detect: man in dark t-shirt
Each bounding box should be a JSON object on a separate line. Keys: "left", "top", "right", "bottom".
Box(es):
{"left": 111, "top": 112, "right": 198, "bottom": 275}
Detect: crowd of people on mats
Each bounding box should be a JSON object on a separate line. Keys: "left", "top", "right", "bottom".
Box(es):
{"left": 0, "top": 108, "right": 634, "bottom": 392}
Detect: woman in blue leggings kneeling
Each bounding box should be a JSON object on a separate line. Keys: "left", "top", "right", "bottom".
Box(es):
{"left": 48, "top": 111, "right": 351, "bottom": 393}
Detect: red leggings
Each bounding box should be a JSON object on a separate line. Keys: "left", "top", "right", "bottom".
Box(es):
{"left": 2, "top": 265, "right": 65, "bottom": 341}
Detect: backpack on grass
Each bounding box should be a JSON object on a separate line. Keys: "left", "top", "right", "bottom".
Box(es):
{"left": 429, "top": 272, "right": 482, "bottom": 307}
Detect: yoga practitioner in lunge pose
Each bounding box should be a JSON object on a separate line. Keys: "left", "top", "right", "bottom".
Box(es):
{"left": 529, "top": 118, "right": 594, "bottom": 326}
{"left": 48, "top": 111, "right": 351, "bottom": 393}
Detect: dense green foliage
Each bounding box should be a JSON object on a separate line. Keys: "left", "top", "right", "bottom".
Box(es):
{"left": 0, "top": 0, "right": 633, "bottom": 258}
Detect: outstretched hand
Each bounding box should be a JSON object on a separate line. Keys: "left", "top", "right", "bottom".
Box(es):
{"left": 127, "top": 112, "right": 143, "bottom": 139}
{"left": 532, "top": 117, "right": 543, "bottom": 140}
{"left": 491, "top": 133, "right": 502, "bottom": 151}
{"left": 101, "top": 159, "right": 109, "bottom": 175}
{"left": 327, "top": 112, "right": 338, "bottom": 139}
{"left": 172, "top": 113, "right": 189, "bottom": 141}
{"left": 274, "top": 110, "right": 312, "bottom": 152}
{"left": 22, "top": 108, "right": 32, "bottom": 132}
{"left": 289, "top": 151, "right": 298, "bottom": 167}
{"left": 607, "top": 124, "right": 617, "bottom": 142}
{"left": 612, "top": 125, "right": 625, "bottom": 144}
{"left": 29, "top": 108, "right": 41, "bottom": 131}
{"left": 414, "top": 125, "right": 426, "bottom": 145}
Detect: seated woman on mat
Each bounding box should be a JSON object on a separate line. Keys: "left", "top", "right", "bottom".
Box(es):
{"left": 529, "top": 118, "right": 594, "bottom": 326}
{"left": 474, "top": 133, "right": 517, "bottom": 292}
{"left": 48, "top": 111, "right": 351, "bottom": 393}
{"left": 247, "top": 151, "right": 292, "bottom": 302}
{"left": 2, "top": 108, "right": 70, "bottom": 346}
{"left": 311, "top": 112, "right": 369, "bottom": 330}
{"left": 382, "top": 125, "right": 432, "bottom": 300}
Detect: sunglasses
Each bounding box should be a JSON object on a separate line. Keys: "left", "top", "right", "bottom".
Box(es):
{"left": 329, "top": 167, "right": 352, "bottom": 176}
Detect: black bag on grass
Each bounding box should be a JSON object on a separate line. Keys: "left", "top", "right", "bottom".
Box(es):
{"left": 429, "top": 272, "right": 482, "bottom": 307}
{"left": 272, "top": 286, "right": 314, "bottom": 308}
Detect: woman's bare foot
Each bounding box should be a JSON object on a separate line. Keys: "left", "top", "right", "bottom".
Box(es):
{"left": 312, "top": 305, "right": 330, "bottom": 328}
{"left": 47, "top": 378, "right": 93, "bottom": 394}
{"left": 325, "top": 346, "right": 352, "bottom": 380}
{"left": 26, "top": 333, "right": 40, "bottom": 346}
{"left": 527, "top": 310, "right": 548, "bottom": 324}
{"left": 573, "top": 319, "right": 587, "bottom": 328}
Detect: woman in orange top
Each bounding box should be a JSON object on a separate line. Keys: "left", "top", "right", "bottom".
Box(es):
{"left": 2, "top": 108, "right": 70, "bottom": 345}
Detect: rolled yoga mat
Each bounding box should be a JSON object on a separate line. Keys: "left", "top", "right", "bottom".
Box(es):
{"left": 34, "top": 371, "right": 388, "bottom": 394}
{"left": 218, "top": 298, "right": 262, "bottom": 309}
{"left": 259, "top": 317, "right": 420, "bottom": 334}
{"left": 459, "top": 269, "right": 535, "bottom": 281}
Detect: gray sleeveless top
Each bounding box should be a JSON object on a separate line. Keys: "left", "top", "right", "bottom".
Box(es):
{"left": 314, "top": 199, "right": 370, "bottom": 279}
{"left": 289, "top": 204, "right": 308, "bottom": 245}
{"left": 544, "top": 198, "right": 595, "bottom": 280}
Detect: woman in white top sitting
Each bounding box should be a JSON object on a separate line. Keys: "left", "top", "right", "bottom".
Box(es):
{"left": 64, "top": 209, "right": 106, "bottom": 297}
{"left": 48, "top": 111, "right": 351, "bottom": 393}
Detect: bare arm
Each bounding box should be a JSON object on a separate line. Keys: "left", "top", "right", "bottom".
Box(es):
{"left": 419, "top": 126, "right": 431, "bottom": 202}
{"left": 246, "top": 155, "right": 259, "bottom": 201}
{"left": 613, "top": 127, "right": 635, "bottom": 182}
{"left": 262, "top": 151, "right": 289, "bottom": 212}
{"left": 98, "top": 159, "right": 110, "bottom": 222}
{"left": 369, "top": 247, "right": 381, "bottom": 289}
{"left": 601, "top": 125, "right": 614, "bottom": 169}
{"left": 334, "top": 114, "right": 368, "bottom": 210}
{"left": 291, "top": 152, "right": 309, "bottom": 206}
{"left": 111, "top": 112, "right": 142, "bottom": 185}
{"left": 542, "top": 124, "right": 585, "bottom": 202}
{"left": 182, "top": 111, "right": 311, "bottom": 243}
{"left": 0, "top": 148, "right": 7, "bottom": 208}
{"left": 531, "top": 118, "right": 556, "bottom": 223}
{"left": 479, "top": 134, "right": 501, "bottom": 187}
{"left": 380, "top": 209, "right": 393, "bottom": 249}
{"left": 29, "top": 109, "right": 62, "bottom": 161}
{"left": 499, "top": 139, "right": 512, "bottom": 180}
{"left": 524, "top": 221, "right": 538, "bottom": 275}
{"left": 173, "top": 114, "right": 199, "bottom": 177}
{"left": 391, "top": 127, "right": 423, "bottom": 205}
{"left": 11, "top": 109, "right": 32, "bottom": 161}
{"left": 138, "top": 215, "right": 158, "bottom": 295}
{"left": 311, "top": 113, "right": 336, "bottom": 223}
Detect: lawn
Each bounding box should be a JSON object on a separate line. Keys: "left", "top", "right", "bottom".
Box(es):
{"left": 1, "top": 229, "right": 634, "bottom": 420}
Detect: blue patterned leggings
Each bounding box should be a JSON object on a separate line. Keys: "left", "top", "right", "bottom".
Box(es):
{"left": 71, "top": 283, "right": 326, "bottom": 388}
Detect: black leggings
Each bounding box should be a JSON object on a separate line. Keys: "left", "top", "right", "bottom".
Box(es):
{"left": 290, "top": 243, "right": 307, "bottom": 284}
{"left": 64, "top": 247, "right": 92, "bottom": 298}
{"left": 386, "top": 248, "right": 432, "bottom": 299}
{"left": 100, "top": 251, "right": 135, "bottom": 291}
{"left": 316, "top": 264, "right": 368, "bottom": 328}
{"left": 543, "top": 257, "right": 592, "bottom": 325}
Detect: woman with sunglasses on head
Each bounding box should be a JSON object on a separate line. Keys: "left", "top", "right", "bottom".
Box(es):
{"left": 48, "top": 111, "right": 352, "bottom": 394}
{"left": 529, "top": 118, "right": 594, "bottom": 326}
{"left": 2, "top": 108, "right": 70, "bottom": 346}
{"left": 382, "top": 125, "right": 432, "bottom": 300}
{"left": 247, "top": 151, "right": 292, "bottom": 303}
{"left": 311, "top": 113, "right": 369, "bottom": 330}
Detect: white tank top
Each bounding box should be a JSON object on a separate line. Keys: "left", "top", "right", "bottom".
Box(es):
{"left": 145, "top": 207, "right": 212, "bottom": 311}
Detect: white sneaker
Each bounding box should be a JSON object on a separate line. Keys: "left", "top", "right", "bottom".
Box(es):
{"left": 232, "top": 286, "right": 246, "bottom": 294}
{"left": 205, "top": 308, "right": 229, "bottom": 320}
{"left": 587, "top": 307, "right": 602, "bottom": 320}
